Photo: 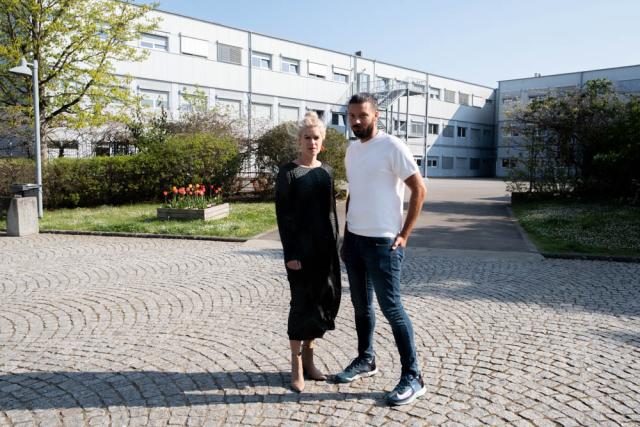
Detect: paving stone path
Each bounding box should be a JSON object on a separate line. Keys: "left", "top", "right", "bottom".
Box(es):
{"left": 1, "top": 234, "right": 639, "bottom": 426}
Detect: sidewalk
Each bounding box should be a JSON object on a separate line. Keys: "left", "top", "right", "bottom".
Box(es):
{"left": 258, "top": 178, "right": 535, "bottom": 254}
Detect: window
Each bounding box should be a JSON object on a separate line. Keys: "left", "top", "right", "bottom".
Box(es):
{"left": 331, "top": 112, "right": 346, "bottom": 127}
{"left": 428, "top": 86, "right": 441, "bottom": 100}
{"left": 414, "top": 156, "right": 423, "bottom": 167}
{"left": 179, "top": 92, "right": 208, "bottom": 112}
{"left": 394, "top": 120, "right": 406, "bottom": 132}
{"left": 180, "top": 35, "right": 208, "bottom": 57}
{"left": 308, "top": 62, "right": 327, "bottom": 79}
{"left": 251, "top": 103, "right": 272, "bottom": 120}
{"left": 140, "top": 33, "right": 168, "bottom": 51}
{"left": 502, "top": 158, "right": 517, "bottom": 168}
{"left": 444, "top": 89, "right": 456, "bottom": 103}
{"left": 333, "top": 73, "right": 349, "bottom": 83}
{"left": 471, "top": 128, "right": 481, "bottom": 143}
{"left": 443, "top": 125, "right": 454, "bottom": 138}
{"left": 483, "top": 129, "right": 493, "bottom": 144}
{"left": 217, "top": 98, "right": 241, "bottom": 118}
{"left": 502, "top": 95, "right": 518, "bottom": 105}
{"left": 251, "top": 52, "right": 271, "bottom": 69}
{"left": 279, "top": 105, "right": 299, "bottom": 123}
{"left": 218, "top": 43, "right": 242, "bottom": 65}
{"left": 472, "top": 95, "right": 485, "bottom": 108}
{"left": 308, "top": 109, "right": 325, "bottom": 120}
{"left": 410, "top": 120, "right": 424, "bottom": 136}
{"left": 455, "top": 157, "right": 467, "bottom": 169}
{"left": 412, "top": 82, "right": 426, "bottom": 93}
{"left": 428, "top": 123, "right": 439, "bottom": 135}
{"left": 459, "top": 92, "right": 470, "bottom": 106}
{"left": 357, "top": 73, "right": 370, "bottom": 92}
{"left": 442, "top": 156, "right": 454, "bottom": 169}
{"left": 457, "top": 126, "right": 467, "bottom": 138}
{"left": 470, "top": 158, "right": 480, "bottom": 170}
{"left": 139, "top": 89, "right": 169, "bottom": 111}
{"left": 281, "top": 57, "right": 299, "bottom": 74}
{"left": 485, "top": 99, "right": 494, "bottom": 105}
{"left": 427, "top": 156, "right": 438, "bottom": 168}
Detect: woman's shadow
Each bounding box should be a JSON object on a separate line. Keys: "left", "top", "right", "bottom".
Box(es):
{"left": 0, "top": 370, "right": 385, "bottom": 410}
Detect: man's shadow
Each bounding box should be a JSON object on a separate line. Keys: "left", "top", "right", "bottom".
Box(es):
{"left": 0, "top": 370, "right": 385, "bottom": 410}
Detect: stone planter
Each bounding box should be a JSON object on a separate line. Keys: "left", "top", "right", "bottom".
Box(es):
{"left": 157, "top": 203, "right": 230, "bottom": 221}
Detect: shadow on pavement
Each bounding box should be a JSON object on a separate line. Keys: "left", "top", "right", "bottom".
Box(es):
{"left": 0, "top": 371, "right": 384, "bottom": 410}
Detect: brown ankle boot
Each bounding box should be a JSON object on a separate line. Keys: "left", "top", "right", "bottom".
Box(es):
{"left": 291, "top": 351, "right": 305, "bottom": 392}
{"left": 302, "top": 342, "right": 327, "bottom": 381}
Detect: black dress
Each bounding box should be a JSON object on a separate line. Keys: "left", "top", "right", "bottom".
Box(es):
{"left": 275, "top": 162, "right": 341, "bottom": 340}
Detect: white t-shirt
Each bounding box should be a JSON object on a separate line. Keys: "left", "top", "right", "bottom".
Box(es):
{"left": 345, "top": 131, "right": 420, "bottom": 238}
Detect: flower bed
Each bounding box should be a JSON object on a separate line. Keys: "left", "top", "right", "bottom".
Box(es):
{"left": 158, "top": 183, "right": 229, "bottom": 221}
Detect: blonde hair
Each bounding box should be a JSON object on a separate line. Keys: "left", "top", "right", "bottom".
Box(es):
{"left": 297, "top": 111, "right": 326, "bottom": 140}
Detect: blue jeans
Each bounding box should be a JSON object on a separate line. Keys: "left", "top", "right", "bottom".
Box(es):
{"left": 344, "top": 230, "right": 420, "bottom": 377}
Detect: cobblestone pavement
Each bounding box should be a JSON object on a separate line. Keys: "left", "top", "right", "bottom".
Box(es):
{"left": 1, "top": 234, "right": 640, "bottom": 426}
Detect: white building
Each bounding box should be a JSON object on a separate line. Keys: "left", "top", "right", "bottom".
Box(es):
{"left": 112, "top": 8, "right": 497, "bottom": 178}
{"left": 496, "top": 64, "right": 640, "bottom": 178}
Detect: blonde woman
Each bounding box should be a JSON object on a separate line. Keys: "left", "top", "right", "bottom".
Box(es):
{"left": 275, "top": 112, "right": 341, "bottom": 392}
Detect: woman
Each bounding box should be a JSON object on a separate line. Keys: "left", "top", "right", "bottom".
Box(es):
{"left": 275, "top": 112, "right": 341, "bottom": 393}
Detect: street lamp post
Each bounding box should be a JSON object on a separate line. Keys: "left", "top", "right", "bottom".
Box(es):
{"left": 9, "top": 57, "right": 43, "bottom": 218}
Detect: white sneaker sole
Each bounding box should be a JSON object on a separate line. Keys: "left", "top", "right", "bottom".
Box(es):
{"left": 387, "top": 385, "right": 426, "bottom": 406}
{"left": 338, "top": 367, "right": 379, "bottom": 383}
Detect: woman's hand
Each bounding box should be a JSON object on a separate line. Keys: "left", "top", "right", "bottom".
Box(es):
{"left": 286, "top": 260, "right": 302, "bottom": 270}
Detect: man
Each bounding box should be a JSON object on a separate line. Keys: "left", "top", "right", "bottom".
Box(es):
{"left": 336, "top": 93, "right": 427, "bottom": 406}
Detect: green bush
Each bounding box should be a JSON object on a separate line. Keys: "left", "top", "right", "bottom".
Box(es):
{"left": 0, "top": 159, "right": 35, "bottom": 197}
{"left": 319, "top": 127, "right": 349, "bottom": 185}
{"left": 30, "top": 132, "right": 241, "bottom": 208}
{"left": 147, "top": 133, "right": 241, "bottom": 191}
{"left": 255, "top": 122, "right": 348, "bottom": 190}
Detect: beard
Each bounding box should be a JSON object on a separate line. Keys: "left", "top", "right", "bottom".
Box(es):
{"left": 352, "top": 122, "right": 375, "bottom": 139}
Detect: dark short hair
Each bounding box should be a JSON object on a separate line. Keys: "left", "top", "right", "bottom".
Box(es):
{"left": 348, "top": 93, "right": 378, "bottom": 109}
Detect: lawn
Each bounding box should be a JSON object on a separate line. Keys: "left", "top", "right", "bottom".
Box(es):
{"left": 511, "top": 200, "right": 640, "bottom": 257}
{"left": 0, "top": 202, "right": 277, "bottom": 239}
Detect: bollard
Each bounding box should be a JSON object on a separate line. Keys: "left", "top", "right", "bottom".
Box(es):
{"left": 7, "top": 196, "right": 39, "bottom": 236}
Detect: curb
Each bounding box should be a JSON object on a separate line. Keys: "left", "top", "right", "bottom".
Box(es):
{"left": 505, "top": 206, "right": 540, "bottom": 253}
{"left": 540, "top": 252, "right": 640, "bottom": 263}
{"left": 39, "top": 229, "right": 247, "bottom": 243}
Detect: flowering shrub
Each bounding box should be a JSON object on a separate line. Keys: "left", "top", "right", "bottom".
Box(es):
{"left": 162, "top": 183, "right": 223, "bottom": 209}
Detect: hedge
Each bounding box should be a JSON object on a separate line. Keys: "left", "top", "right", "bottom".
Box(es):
{"left": 0, "top": 133, "right": 241, "bottom": 208}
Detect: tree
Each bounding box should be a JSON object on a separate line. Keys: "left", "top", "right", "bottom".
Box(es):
{"left": 0, "top": 0, "right": 158, "bottom": 156}
{"left": 508, "top": 79, "right": 640, "bottom": 200}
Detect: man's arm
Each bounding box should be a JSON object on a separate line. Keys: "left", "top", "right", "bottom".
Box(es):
{"left": 340, "top": 195, "right": 350, "bottom": 261}
{"left": 392, "top": 173, "right": 426, "bottom": 249}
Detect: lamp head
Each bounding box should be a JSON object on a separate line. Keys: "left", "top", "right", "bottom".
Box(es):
{"left": 9, "top": 58, "right": 32, "bottom": 76}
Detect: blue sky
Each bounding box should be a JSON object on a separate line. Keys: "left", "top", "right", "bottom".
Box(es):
{"left": 143, "top": 0, "right": 640, "bottom": 87}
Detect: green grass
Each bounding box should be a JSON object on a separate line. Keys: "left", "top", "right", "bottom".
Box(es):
{"left": 512, "top": 200, "right": 640, "bottom": 257}
{"left": 0, "top": 202, "right": 276, "bottom": 239}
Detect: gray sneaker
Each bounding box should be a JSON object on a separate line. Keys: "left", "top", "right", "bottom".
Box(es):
{"left": 335, "top": 357, "right": 378, "bottom": 383}
{"left": 386, "top": 374, "right": 426, "bottom": 406}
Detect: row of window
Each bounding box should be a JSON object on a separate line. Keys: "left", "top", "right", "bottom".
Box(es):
{"left": 139, "top": 33, "right": 350, "bottom": 83}
{"left": 251, "top": 50, "right": 350, "bottom": 81}
{"left": 428, "top": 86, "right": 492, "bottom": 107}
{"left": 138, "top": 88, "right": 348, "bottom": 125}
{"left": 415, "top": 156, "right": 495, "bottom": 170}
{"left": 428, "top": 123, "right": 493, "bottom": 141}
{"left": 138, "top": 89, "right": 494, "bottom": 142}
